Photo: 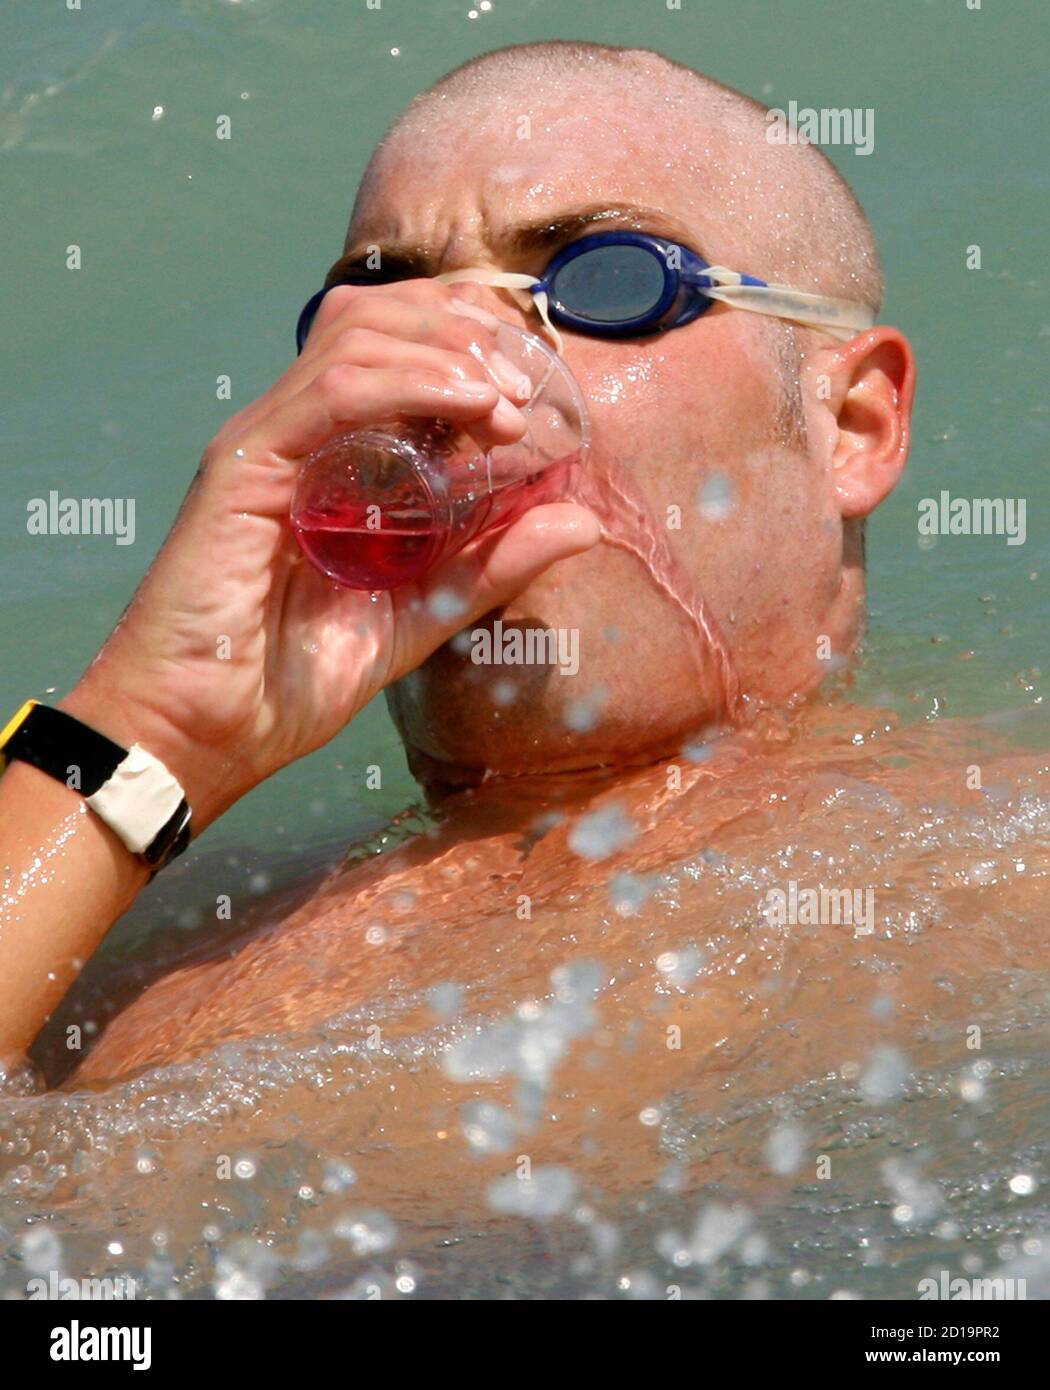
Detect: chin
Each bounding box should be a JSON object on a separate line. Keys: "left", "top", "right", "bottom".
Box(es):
{"left": 390, "top": 688, "right": 718, "bottom": 797}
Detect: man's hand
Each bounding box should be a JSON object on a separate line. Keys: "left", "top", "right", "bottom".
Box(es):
{"left": 64, "top": 279, "right": 599, "bottom": 831}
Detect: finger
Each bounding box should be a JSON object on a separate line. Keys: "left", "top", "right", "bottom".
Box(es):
{"left": 308, "top": 277, "right": 452, "bottom": 342}
{"left": 306, "top": 285, "right": 531, "bottom": 400}
{"left": 224, "top": 291, "right": 516, "bottom": 436}
{"left": 234, "top": 366, "right": 526, "bottom": 474}
{"left": 306, "top": 325, "right": 531, "bottom": 406}
{"left": 305, "top": 280, "right": 466, "bottom": 358}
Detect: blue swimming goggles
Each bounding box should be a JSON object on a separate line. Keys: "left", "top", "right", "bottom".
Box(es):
{"left": 295, "top": 229, "right": 874, "bottom": 355}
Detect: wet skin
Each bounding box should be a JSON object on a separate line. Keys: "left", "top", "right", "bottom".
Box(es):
{"left": 65, "top": 711, "right": 1049, "bottom": 1085}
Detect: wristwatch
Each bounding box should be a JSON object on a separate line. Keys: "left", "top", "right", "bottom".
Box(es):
{"left": 0, "top": 699, "right": 192, "bottom": 873}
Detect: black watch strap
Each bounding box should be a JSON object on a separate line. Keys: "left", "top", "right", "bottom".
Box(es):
{"left": 0, "top": 700, "right": 192, "bottom": 874}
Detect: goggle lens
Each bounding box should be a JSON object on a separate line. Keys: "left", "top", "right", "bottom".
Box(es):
{"left": 550, "top": 243, "right": 667, "bottom": 323}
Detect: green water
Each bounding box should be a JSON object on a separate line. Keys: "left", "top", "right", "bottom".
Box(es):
{"left": 2, "top": 0, "right": 1047, "bottom": 893}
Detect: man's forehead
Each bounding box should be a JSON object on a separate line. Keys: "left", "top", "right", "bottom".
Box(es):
{"left": 344, "top": 64, "right": 837, "bottom": 285}
{"left": 347, "top": 102, "right": 732, "bottom": 266}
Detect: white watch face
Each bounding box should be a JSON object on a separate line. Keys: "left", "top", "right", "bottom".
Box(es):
{"left": 85, "top": 745, "right": 187, "bottom": 859}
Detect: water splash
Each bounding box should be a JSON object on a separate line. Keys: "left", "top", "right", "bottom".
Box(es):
{"left": 575, "top": 457, "right": 742, "bottom": 721}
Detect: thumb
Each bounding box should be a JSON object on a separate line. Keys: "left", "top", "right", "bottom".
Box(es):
{"left": 387, "top": 502, "right": 600, "bottom": 676}
{"left": 442, "top": 501, "right": 600, "bottom": 603}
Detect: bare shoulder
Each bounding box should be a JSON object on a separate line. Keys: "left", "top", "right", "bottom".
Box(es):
{"left": 69, "top": 712, "right": 1049, "bottom": 1085}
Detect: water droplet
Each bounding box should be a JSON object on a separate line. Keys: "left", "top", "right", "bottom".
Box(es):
{"left": 690, "top": 1203, "right": 752, "bottom": 1265}
{"left": 19, "top": 1225, "right": 63, "bottom": 1276}
{"left": 766, "top": 1122, "right": 806, "bottom": 1175}
{"left": 859, "top": 1045, "right": 910, "bottom": 1104}
{"left": 427, "top": 982, "right": 463, "bottom": 1018}
{"left": 321, "top": 1160, "right": 358, "bottom": 1194}
{"left": 487, "top": 1166, "right": 577, "bottom": 1219}
{"left": 427, "top": 587, "right": 468, "bottom": 622}
{"left": 609, "top": 872, "right": 653, "bottom": 917}
{"left": 331, "top": 1209, "right": 397, "bottom": 1254}
{"left": 698, "top": 472, "right": 734, "bottom": 521}
{"left": 568, "top": 803, "right": 636, "bottom": 862}
{"left": 462, "top": 1100, "right": 515, "bottom": 1155}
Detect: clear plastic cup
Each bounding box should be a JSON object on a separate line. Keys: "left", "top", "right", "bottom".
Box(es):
{"left": 290, "top": 322, "right": 590, "bottom": 590}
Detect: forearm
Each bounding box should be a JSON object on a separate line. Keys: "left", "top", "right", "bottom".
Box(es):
{"left": 0, "top": 681, "right": 224, "bottom": 1066}
{"left": 0, "top": 758, "right": 149, "bottom": 1064}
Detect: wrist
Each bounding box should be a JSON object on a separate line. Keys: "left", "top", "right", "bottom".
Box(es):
{"left": 59, "top": 677, "right": 235, "bottom": 837}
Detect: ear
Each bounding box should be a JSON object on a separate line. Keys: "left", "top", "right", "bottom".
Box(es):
{"left": 803, "top": 326, "right": 916, "bottom": 519}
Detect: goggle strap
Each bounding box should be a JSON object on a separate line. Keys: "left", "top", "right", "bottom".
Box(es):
{"left": 699, "top": 267, "right": 875, "bottom": 340}
{"left": 434, "top": 268, "right": 565, "bottom": 354}
{"left": 435, "top": 269, "right": 538, "bottom": 290}
{"left": 530, "top": 289, "right": 564, "bottom": 355}
{"left": 435, "top": 265, "right": 875, "bottom": 346}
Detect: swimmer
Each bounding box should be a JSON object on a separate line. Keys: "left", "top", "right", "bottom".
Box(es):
{"left": 2, "top": 41, "right": 933, "bottom": 1079}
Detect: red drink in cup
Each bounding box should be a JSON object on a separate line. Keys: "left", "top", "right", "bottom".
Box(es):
{"left": 290, "top": 323, "right": 590, "bottom": 591}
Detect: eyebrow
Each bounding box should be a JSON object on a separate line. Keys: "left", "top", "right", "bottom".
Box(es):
{"left": 327, "top": 203, "right": 697, "bottom": 283}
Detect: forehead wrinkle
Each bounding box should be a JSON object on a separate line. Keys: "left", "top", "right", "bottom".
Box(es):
{"left": 343, "top": 201, "right": 708, "bottom": 280}
{"left": 492, "top": 203, "right": 698, "bottom": 257}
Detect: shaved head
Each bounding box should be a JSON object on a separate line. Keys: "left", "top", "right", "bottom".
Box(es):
{"left": 353, "top": 41, "right": 883, "bottom": 318}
